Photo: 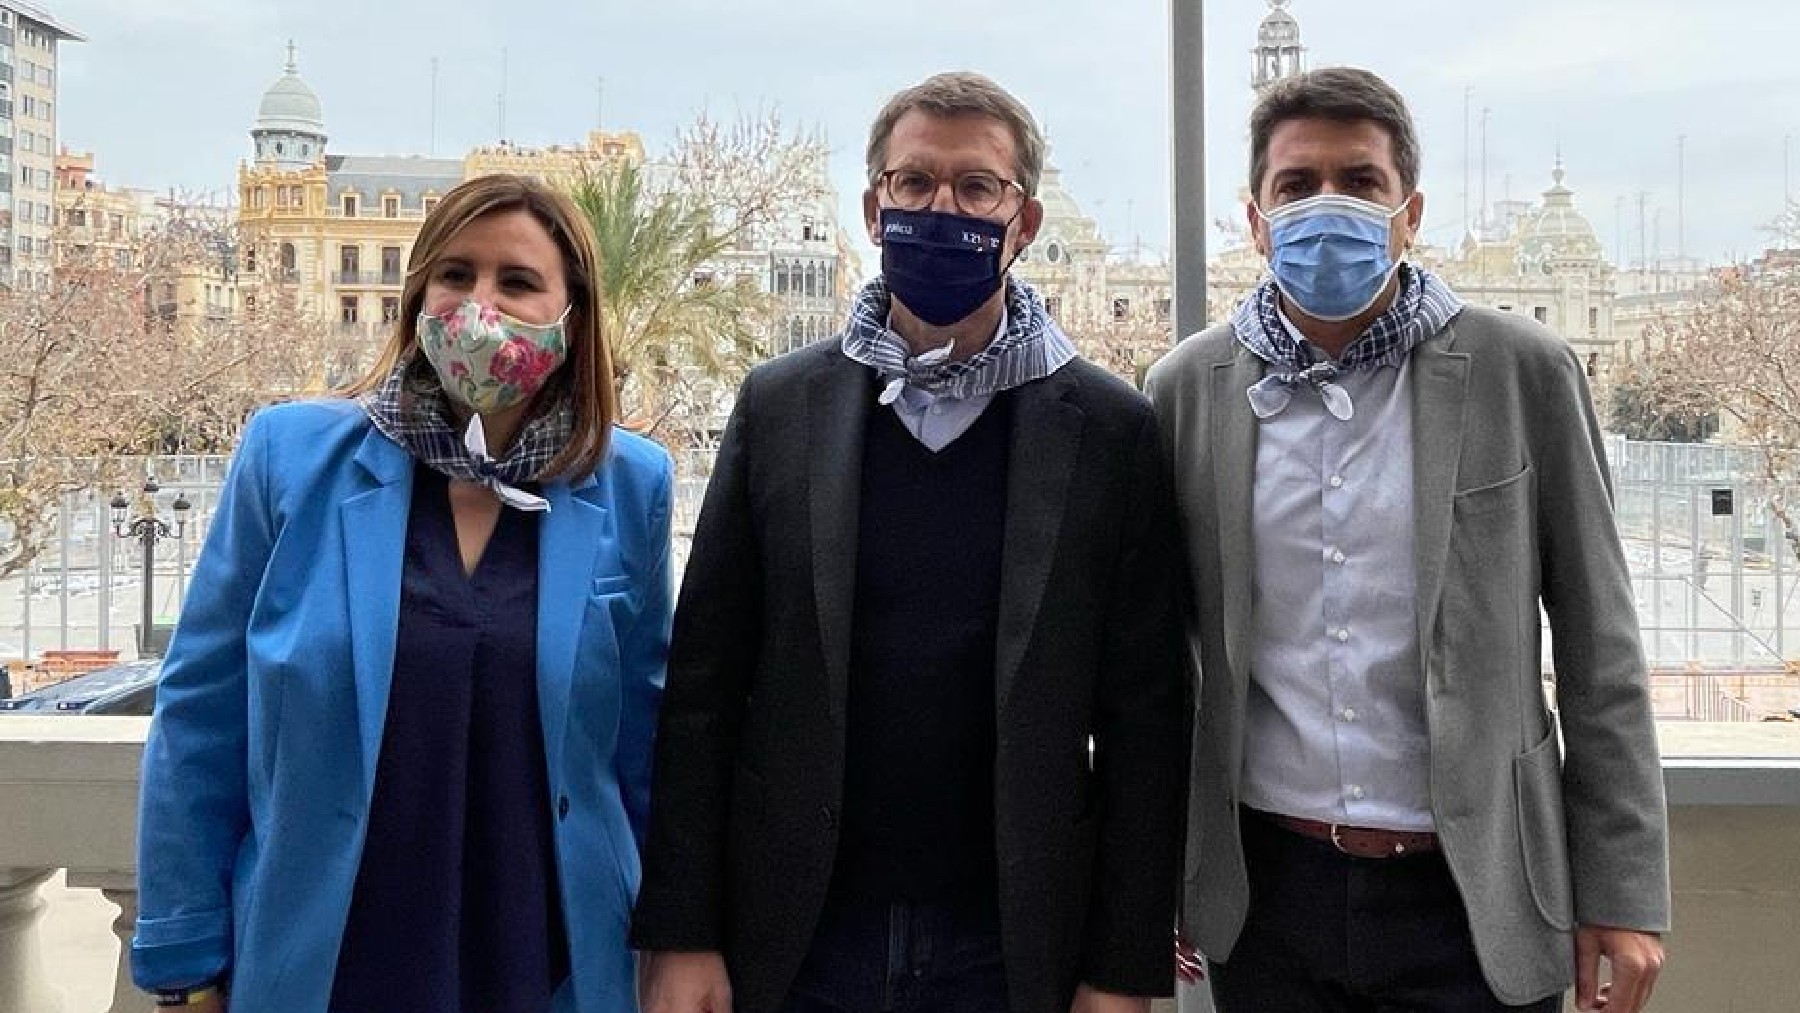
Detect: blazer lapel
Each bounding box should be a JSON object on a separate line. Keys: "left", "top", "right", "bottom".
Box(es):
{"left": 994, "top": 369, "right": 1083, "bottom": 713}
{"left": 809, "top": 357, "right": 872, "bottom": 730}
{"left": 1410, "top": 325, "right": 1472, "bottom": 657}
{"left": 342, "top": 428, "right": 413, "bottom": 804}
{"left": 1212, "top": 349, "right": 1262, "bottom": 722}
{"left": 536, "top": 475, "right": 609, "bottom": 764}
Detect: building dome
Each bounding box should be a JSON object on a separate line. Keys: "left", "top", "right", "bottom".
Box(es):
{"left": 1517, "top": 160, "right": 1603, "bottom": 268}
{"left": 255, "top": 42, "right": 325, "bottom": 137}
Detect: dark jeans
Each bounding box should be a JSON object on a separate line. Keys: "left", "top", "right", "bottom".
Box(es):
{"left": 1210, "top": 809, "right": 1563, "bottom": 1013}
{"left": 778, "top": 896, "right": 1009, "bottom": 1013}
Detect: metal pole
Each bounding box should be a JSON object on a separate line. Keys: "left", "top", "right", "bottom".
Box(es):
{"left": 1170, "top": 0, "right": 1207, "bottom": 344}
{"left": 57, "top": 491, "right": 70, "bottom": 650}
{"left": 140, "top": 528, "right": 154, "bottom": 659}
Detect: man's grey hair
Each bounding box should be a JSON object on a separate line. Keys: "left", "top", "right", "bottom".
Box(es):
{"left": 1248, "top": 67, "right": 1421, "bottom": 199}
{"left": 866, "top": 71, "right": 1047, "bottom": 197}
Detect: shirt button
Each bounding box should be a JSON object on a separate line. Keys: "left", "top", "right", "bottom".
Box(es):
{"left": 1335, "top": 628, "right": 1350, "bottom": 642}
{"left": 1349, "top": 785, "right": 1365, "bottom": 800}
{"left": 1341, "top": 708, "right": 1357, "bottom": 722}
{"left": 930, "top": 405, "right": 944, "bottom": 415}
{"left": 1328, "top": 548, "right": 1346, "bottom": 564}
{"left": 1329, "top": 475, "right": 1345, "bottom": 488}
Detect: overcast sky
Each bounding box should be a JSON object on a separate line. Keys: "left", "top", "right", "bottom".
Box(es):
{"left": 43, "top": 0, "right": 1800, "bottom": 269}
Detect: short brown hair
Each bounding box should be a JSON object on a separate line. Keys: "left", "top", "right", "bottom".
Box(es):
{"left": 1249, "top": 67, "right": 1421, "bottom": 199}
{"left": 341, "top": 173, "right": 617, "bottom": 479}
{"left": 866, "top": 71, "right": 1047, "bottom": 197}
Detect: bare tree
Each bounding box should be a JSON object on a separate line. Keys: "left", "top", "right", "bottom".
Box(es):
{"left": 1641, "top": 266, "right": 1800, "bottom": 555}
{"left": 0, "top": 206, "right": 331, "bottom": 577}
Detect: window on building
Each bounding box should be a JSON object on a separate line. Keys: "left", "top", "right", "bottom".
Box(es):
{"left": 115, "top": 248, "right": 131, "bottom": 270}
{"left": 1533, "top": 306, "right": 1548, "bottom": 324}
{"left": 340, "top": 296, "right": 359, "bottom": 324}
{"left": 382, "top": 296, "right": 400, "bottom": 322}
{"left": 341, "top": 192, "right": 359, "bottom": 217}
{"left": 65, "top": 208, "right": 84, "bottom": 227}
{"left": 1113, "top": 297, "right": 1130, "bottom": 321}
{"left": 36, "top": 169, "right": 49, "bottom": 191}
{"left": 280, "top": 242, "right": 296, "bottom": 275}
{"left": 14, "top": 234, "right": 26, "bottom": 255}
{"left": 35, "top": 237, "right": 49, "bottom": 257}
{"left": 244, "top": 245, "right": 257, "bottom": 272}
{"left": 422, "top": 196, "right": 439, "bottom": 215}
{"left": 382, "top": 195, "right": 399, "bottom": 218}
{"left": 340, "top": 244, "right": 360, "bottom": 279}
{"left": 244, "top": 293, "right": 257, "bottom": 313}
{"left": 1497, "top": 303, "right": 1513, "bottom": 312}
{"left": 381, "top": 246, "right": 402, "bottom": 282}
{"left": 18, "top": 164, "right": 28, "bottom": 185}
{"left": 1589, "top": 306, "right": 1599, "bottom": 332}
{"left": 20, "top": 94, "right": 33, "bottom": 118}
{"left": 1586, "top": 352, "right": 1598, "bottom": 378}
{"left": 1045, "top": 296, "right": 1062, "bottom": 318}
{"left": 108, "top": 213, "right": 123, "bottom": 237}
{"left": 1156, "top": 297, "right": 1171, "bottom": 321}
{"left": 17, "top": 130, "right": 30, "bottom": 154}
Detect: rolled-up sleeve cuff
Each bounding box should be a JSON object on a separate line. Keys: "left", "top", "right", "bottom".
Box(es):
{"left": 130, "top": 908, "right": 232, "bottom": 991}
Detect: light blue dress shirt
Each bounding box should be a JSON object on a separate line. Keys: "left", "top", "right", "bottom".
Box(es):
{"left": 1240, "top": 311, "right": 1434, "bottom": 832}
{"left": 884, "top": 312, "right": 1005, "bottom": 452}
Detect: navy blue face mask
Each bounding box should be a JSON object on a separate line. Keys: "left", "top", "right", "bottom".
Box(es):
{"left": 879, "top": 207, "right": 1011, "bottom": 327}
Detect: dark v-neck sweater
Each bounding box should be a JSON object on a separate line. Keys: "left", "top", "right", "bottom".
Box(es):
{"left": 832, "top": 391, "right": 1014, "bottom": 904}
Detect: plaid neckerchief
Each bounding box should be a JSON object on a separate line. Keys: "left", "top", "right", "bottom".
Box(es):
{"left": 840, "top": 275, "right": 1077, "bottom": 403}
{"left": 1231, "top": 263, "right": 1464, "bottom": 420}
{"left": 359, "top": 354, "right": 573, "bottom": 510}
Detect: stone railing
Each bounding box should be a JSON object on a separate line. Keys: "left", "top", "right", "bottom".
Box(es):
{"left": 3, "top": 718, "right": 1798, "bottom": 1012}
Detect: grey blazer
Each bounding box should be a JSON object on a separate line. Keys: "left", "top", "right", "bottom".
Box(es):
{"left": 1144, "top": 306, "right": 1670, "bottom": 1004}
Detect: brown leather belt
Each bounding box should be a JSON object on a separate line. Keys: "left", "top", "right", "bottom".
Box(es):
{"left": 1267, "top": 812, "right": 1440, "bottom": 859}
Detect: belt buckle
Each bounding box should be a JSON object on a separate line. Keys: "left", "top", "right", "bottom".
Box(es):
{"left": 1328, "top": 823, "right": 1351, "bottom": 856}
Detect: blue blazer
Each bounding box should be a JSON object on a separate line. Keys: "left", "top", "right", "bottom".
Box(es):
{"left": 132, "top": 399, "right": 672, "bottom": 1013}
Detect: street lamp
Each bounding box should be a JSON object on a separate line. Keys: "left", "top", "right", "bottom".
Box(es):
{"left": 110, "top": 478, "right": 190, "bottom": 658}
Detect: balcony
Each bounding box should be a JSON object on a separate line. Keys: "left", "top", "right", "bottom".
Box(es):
{"left": 331, "top": 270, "right": 403, "bottom": 288}
{"left": 0, "top": 720, "right": 1795, "bottom": 1011}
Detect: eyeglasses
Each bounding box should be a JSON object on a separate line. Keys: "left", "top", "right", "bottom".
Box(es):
{"left": 877, "top": 168, "right": 1026, "bottom": 218}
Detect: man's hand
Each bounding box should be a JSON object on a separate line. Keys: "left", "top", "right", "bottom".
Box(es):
{"left": 640, "top": 950, "right": 733, "bottom": 1013}
{"left": 1575, "top": 925, "right": 1664, "bottom": 1013}
{"left": 1070, "top": 983, "right": 1151, "bottom": 1013}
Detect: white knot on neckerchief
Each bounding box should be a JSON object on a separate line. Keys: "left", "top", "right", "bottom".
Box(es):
{"left": 462, "top": 414, "right": 550, "bottom": 512}
{"left": 876, "top": 339, "right": 956, "bottom": 406}
{"left": 1247, "top": 361, "right": 1355, "bottom": 421}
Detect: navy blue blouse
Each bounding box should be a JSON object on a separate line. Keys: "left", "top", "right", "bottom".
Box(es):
{"left": 330, "top": 464, "right": 569, "bottom": 1013}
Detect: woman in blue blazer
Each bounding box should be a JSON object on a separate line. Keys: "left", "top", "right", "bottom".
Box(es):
{"left": 132, "top": 174, "right": 672, "bottom": 1013}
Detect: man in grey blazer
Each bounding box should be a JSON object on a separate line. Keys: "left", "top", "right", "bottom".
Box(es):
{"left": 632, "top": 72, "right": 1190, "bottom": 1013}
{"left": 1146, "top": 68, "right": 1669, "bottom": 1013}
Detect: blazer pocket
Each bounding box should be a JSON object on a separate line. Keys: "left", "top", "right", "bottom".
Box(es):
{"left": 1514, "top": 727, "right": 1575, "bottom": 930}
{"left": 1453, "top": 463, "right": 1534, "bottom": 518}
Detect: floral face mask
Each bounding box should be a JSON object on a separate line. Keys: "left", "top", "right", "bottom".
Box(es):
{"left": 417, "top": 298, "right": 570, "bottom": 413}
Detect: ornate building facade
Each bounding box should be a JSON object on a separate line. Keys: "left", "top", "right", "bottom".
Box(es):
{"left": 233, "top": 45, "right": 854, "bottom": 375}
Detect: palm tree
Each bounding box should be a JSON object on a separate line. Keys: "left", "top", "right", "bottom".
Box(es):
{"left": 571, "top": 157, "right": 774, "bottom": 442}
{"left": 569, "top": 112, "right": 832, "bottom": 447}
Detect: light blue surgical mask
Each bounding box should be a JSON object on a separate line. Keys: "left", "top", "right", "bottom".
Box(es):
{"left": 1256, "top": 193, "right": 1410, "bottom": 322}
